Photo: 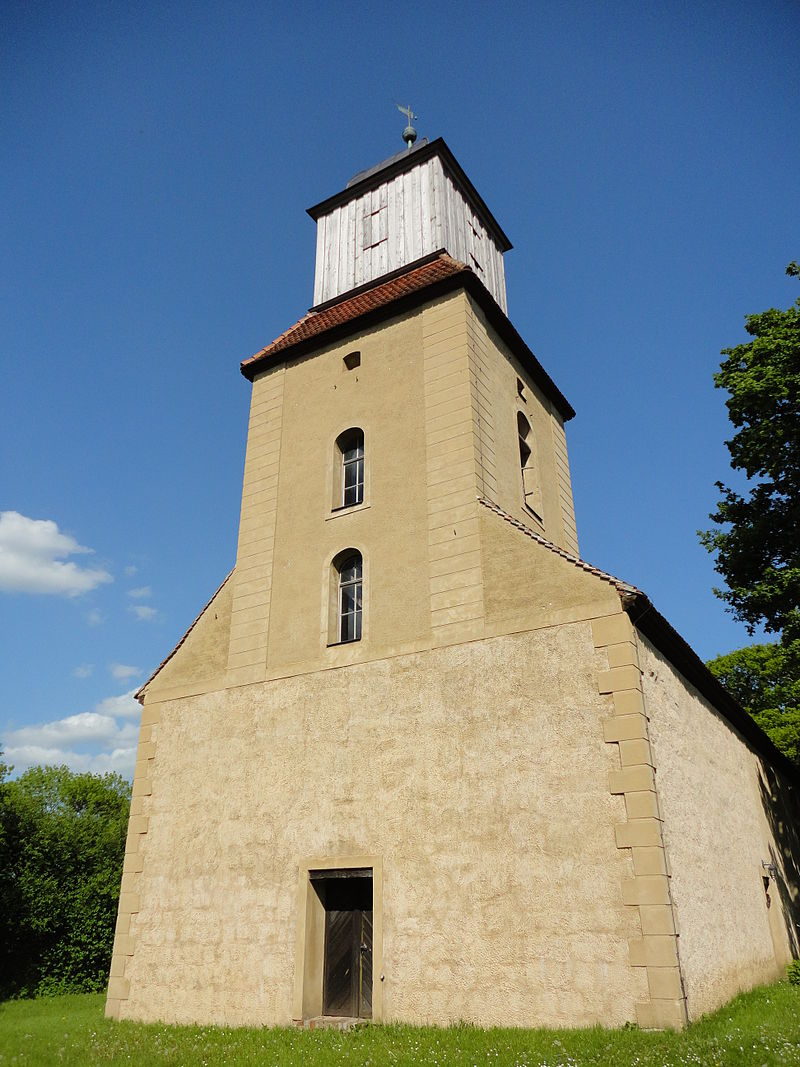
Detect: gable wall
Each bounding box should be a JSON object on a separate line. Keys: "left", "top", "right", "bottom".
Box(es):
{"left": 108, "top": 625, "right": 645, "bottom": 1028}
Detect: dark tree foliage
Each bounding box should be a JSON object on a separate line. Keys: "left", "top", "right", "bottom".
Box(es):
{"left": 700, "top": 263, "right": 800, "bottom": 642}
{"left": 702, "top": 264, "right": 800, "bottom": 765}
{"left": 707, "top": 642, "right": 800, "bottom": 765}
{"left": 0, "top": 758, "right": 130, "bottom": 999}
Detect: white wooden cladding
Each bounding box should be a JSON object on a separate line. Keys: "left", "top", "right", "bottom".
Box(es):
{"left": 312, "top": 155, "right": 508, "bottom": 313}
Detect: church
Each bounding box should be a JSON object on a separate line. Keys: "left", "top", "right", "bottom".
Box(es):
{"left": 105, "top": 129, "right": 800, "bottom": 1031}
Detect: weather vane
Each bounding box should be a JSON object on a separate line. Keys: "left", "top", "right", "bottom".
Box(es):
{"left": 397, "top": 104, "right": 418, "bottom": 148}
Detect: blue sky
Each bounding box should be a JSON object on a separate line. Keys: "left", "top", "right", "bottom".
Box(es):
{"left": 2, "top": 1, "right": 798, "bottom": 778}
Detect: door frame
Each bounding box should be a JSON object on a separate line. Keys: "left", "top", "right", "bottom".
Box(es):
{"left": 292, "top": 854, "right": 383, "bottom": 1024}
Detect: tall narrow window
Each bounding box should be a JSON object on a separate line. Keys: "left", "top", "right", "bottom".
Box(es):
{"left": 517, "top": 411, "right": 542, "bottom": 518}
{"left": 336, "top": 551, "right": 362, "bottom": 643}
{"left": 335, "top": 429, "right": 364, "bottom": 508}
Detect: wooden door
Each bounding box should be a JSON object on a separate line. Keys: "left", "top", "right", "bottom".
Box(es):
{"left": 322, "top": 905, "right": 373, "bottom": 1018}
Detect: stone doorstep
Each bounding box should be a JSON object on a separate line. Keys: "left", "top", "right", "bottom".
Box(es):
{"left": 296, "top": 1016, "right": 369, "bottom": 1031}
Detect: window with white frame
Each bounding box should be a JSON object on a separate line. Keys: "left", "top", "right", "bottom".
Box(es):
{"left": 335, "top": 429, "right": 364, "bottom": 509}
{"left": 335, "top": 550, "right": 362, "bottom": 643}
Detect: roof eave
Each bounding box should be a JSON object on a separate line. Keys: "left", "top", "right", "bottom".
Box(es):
{"left": 241, "top": 270, "right": 575, "bottom": 422}
{"left": 622, "top": 590, "right": 800, "bottom": 785}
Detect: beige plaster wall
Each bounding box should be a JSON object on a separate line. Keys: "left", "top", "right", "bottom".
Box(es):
{"left": 118, "top": 626, "right": 644, "bottom": 1028}
{"left": 639, "top": 634, "right": 794, "bottom": 1018}
{"left": 480, "top": 508, "right": 619, "bottom": 636}
{"left": 266, "top": 308, "right": 433, "bottom": 673}
{"left": 463, "top": 295, "right": 578, "bottom": 554}
{"left": 146, "top": 578, "right": 232, "bottom": 698}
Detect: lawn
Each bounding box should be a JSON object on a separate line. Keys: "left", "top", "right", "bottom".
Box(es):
{"left": 1, "top": 982, "right": 799, "bottom": 1066}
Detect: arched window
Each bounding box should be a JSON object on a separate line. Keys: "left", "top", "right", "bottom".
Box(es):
{"left": 334, "top": 550, "right": 362, "bottom": 643}
{"left": 517, "top": 412, "right": 542, "bottom": 518}
{"left": 335, "top": 429, "right": 364, "bottom": 509}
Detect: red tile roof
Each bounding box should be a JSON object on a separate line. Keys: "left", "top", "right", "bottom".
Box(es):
{"left": 242, "top": 253, "right": 470, "bottom": 375}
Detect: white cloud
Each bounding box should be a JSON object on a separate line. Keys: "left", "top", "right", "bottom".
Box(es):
{"left": 3, "top": 689, "right": 141, "bottom": 779}
{"left": 4, "top": 744, "right": 137, "bottom": 778}
{"left": 86, "top": 608, "right": 104, "bottom": 626}
{"left": 0, "top": 511, "right": 113, "bottom": 597}
{"left": 128, "top": 586, "right": 151, "bottom": 599}
{"left": 129, "top": 604, "right": 158, "bottom": 621}
{"left": 72, "top": 664, "right": 93, "bottom": 678}
{"left": 110, "top": 663, "right": 141, "bottom": 681}
{"left": 124, "top": 565, "right": 138, "bottom": 577}
{"left": 94, "top": 692, "right": 142, "bottom": 719}
{"left": 6, "top": 711, "right": 138, "bottom": 748}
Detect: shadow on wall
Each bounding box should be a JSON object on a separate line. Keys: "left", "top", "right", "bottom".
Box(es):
{"left": 759, "top": 763, "right": 800, "bottom": 958}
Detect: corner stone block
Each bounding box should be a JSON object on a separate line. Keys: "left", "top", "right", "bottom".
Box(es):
{"left": 613, "top": 690, "right": 646, "bottom": 716}
{"left": 119, "top": 872, "right": 138, "bottom": 894}
{"left": 140, "top": 702, "right": 162, "bottom": 727}
{"left": 603, "top": 713, "right": 648, "bottom": 743}
{"left": 628, "top": 935, "right": 680, "bottom": 968}
{"left": 592, "top": 614, "right": 634, "bottom": 648}
{"left": 118, "top": 893, "right": 140, "bottom": 915}
{"left": 619, "top": 738, "right": 654, "bottom": 767}
{"left": 632, "top": 848, "right": 669, "bottom": 877}
{"left": 639, "top": 904, "right": 677, "bottom": 935}
{"left": 647, "top": 967, "right": 684, "bottom": 1000}
{"left": 114, "top": 933, "right": 135, "bottom": 956}
{"left": 133, "top": 759, "right": 152, "bottom": 781}
{"left": 625, "top": 790, "right": 661, "bottom": 821}
{"left": 131, "top": 777, "right": 152, "bottom": 798}
{"left": 104, "top": 999, "right": 121, "bottom": 1020}
{"left": 621, "top": 875, "right": 671, "bottom": 906}
{"left": 109, "top": 955, "right": 126, "bottom": 978}
{"left": 106, "top": 977, "right": 130, "bottom": 1001}
{"left": 598, "top": 666, "right": 642, "bottom": 694}
{"left": 137, "top": 740, "right": 156, "bottom": 760}
{"left": 606, "top": 642, "right": 640, "bottom": 669}
{"left": 123, "top": 852, "right": 144, "bottom": 874}
{"left": 609, "top": 765, "right": 655, "bottom": 795}
{"left": 127, "top": 815, "right": 149, "bottom": 836}
{"left": 635, "top": 998, "right": 687, "bottom": 1030}
{"left": 615, "top": 818, "right": 663, "bottom": 848}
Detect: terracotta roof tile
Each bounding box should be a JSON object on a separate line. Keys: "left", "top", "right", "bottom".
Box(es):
{"left": 242, "top": 253, "right": 469, "bottom": 373}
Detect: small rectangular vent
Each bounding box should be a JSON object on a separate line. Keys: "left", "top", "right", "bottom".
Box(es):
{"left": 343, "top": 351, "right": 361, "bottom": 371}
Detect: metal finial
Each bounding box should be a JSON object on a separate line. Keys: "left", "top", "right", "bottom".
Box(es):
{"left": 397, "top": 103, "right": 418, "bottom": 148}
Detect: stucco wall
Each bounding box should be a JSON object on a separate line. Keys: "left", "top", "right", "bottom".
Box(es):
{"left": 640, "top": 634, "right": 796, "bottom": 1018}
{"left": 119, "top": 625, "right": 644, "bottom": 1028}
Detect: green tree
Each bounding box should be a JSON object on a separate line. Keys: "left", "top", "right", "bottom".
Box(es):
{"left": 0, "top": 763, "right": 130, "bottom": 999}
{"left": 707, "top": 642, "right": 800, "bottom": 764}
{"left": 700, "top": 262, "right": 800, "bottom": 642}
{"left": 702, "top": 263, "right": 800, "bottom": 764}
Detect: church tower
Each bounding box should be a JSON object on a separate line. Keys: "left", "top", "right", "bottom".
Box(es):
{"left": 222, "top": 135, "right": 579, "bottom": 690}
{"left": 106, "top": 132, "right": 799, "bottom": 1034}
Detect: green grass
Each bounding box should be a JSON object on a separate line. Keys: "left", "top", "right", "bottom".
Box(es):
{"left": 1, "top": 982, "right": 799, "bottom": 1066}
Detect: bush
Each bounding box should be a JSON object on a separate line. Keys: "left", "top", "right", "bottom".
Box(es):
{"left": 788, "top": 960, "right": 800, "bottom": 986}
{"left": 0, "top": 761, "right": 130, "bottom": 998}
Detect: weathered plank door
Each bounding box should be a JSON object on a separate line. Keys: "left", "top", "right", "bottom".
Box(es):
{"left": 322, "top": 906, "right": 373, "bottom": 1018}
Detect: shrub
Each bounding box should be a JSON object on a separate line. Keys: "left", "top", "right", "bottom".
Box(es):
{"left": 0, "top": 762, "right": 130, "bottom": 998}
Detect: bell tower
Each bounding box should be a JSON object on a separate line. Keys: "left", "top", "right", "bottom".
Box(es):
{"left": 222, "top": 135, "right": 579, "bottom": 686}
